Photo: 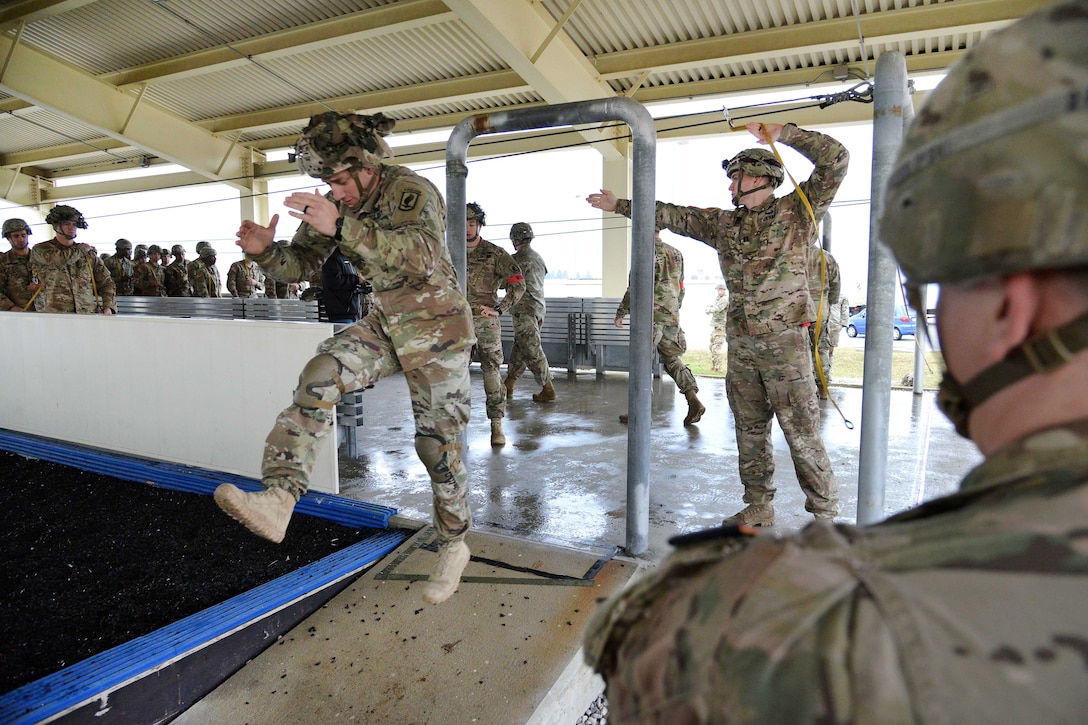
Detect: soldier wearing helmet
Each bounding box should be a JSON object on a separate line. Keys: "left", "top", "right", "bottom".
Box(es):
{"left": 585, "top": 3, "right": 1088, "bottom": 721}
{"left": 588, "top": 117, "right": 848, "bottom": 526}
{"left": 704, "top": 281, "right": 729, "bottom": 372}
{"left": 504, "top": 221, "right": 556, "bottom": 404}
{"left": 104, "top": 238, "right": 136, "bottom": 296}
{"left": 464, "top": 202, "right": 525, "bottom": 446}
{"left": 164, "top": 244, "right": 190, "bottom": 296}
{"left": 217, "top": 110, "right": 475, "bottom": 606}
{"left": 188, "top": 241, "right": 222, "bottom": 296}
{"left": 133, "top": 244, "right": 166, "bottom": 297}
{"left": 188, "top": 245, "right": 220, "bottom": 298}
{"left": 29, "top": 205, "right": 115, "bottom": 313}
{"left": 1, "top": 218, "right": 39, "bottom": 311}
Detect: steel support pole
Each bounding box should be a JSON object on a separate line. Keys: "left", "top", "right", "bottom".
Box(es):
{"left": 446, "top": 98, "right": 657, "bottom": 553}
{"left": 858, "top": 51, "right": 910, "bottom": 525}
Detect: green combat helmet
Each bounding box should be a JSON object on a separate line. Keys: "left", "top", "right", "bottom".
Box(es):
{"left": 882, "top": 0, "right": 1088, "bottom": 286}
{"left": 45, "top": 204, "right": 88, "bottom": 229}
{"left": 295, "top": 111, "right": 396, "bottom": 179}
{"left": 466, "top": 202, "right": 486, "bottom": 225}
{"left": 199, "top": 246, "right": 217, "bottom": 260}
{"left": 116, "top": 238, "right": 132, "bottom": 251}
{"left": 722, "top": 148, "right": 784, "bottom": 188}
{"left": 509, "top": 222, "right": 533, "bottom": 243}
{"left": 881, "top": 0, "right": 1088, "bottom": 432}
{"left": 2, "top": 218, "right": 31, "bottom": 238}
{"left": 171, "top": 244, "right": 185, "bottom": 257}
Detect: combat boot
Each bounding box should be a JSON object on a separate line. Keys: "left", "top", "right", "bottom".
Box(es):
{"left": 213, "top": 484, "right": 296, "bottom": 543}
{"left": 683, "top": 389, "right": 706, "bottom": 426}
{"left": 722, "top": 503, "right": 775, "bottom": 527}
{"left": 504, "top": 376, "right": 515, "bottom": 401}
{"left": 422, "top": 541, "right": 471, "bottom": 605}
{"left": 532, "top": 381, "right": 556, "bottom": 403}
{"left": 490, "top": 419, "right": 506, "bottom": 447}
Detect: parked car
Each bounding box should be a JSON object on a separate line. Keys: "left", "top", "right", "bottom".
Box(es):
{"left": 846, "top": 305, "right": 917, "bottom": 340}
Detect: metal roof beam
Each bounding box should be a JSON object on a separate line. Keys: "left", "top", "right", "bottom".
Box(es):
{"left": 0, "top": 0, "right": 96, "bottom": 28}
{"left": 0, "top": 32, "right": 260, "bottom": 192}
{"left": 443, "top": 0, "right": 626, "bottom": 159}
{"left": 199, "top": 70, "right": 531, "bottom": 136}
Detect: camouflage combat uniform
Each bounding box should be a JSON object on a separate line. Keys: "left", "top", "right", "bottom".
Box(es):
{"left": 506, "top": 241, "right": 551, "bottom": 387}
{"left": 585, "top": 420, "right": 1088, "bottom": 723}
{"left": 808, "top": 246, "right": 841, "bottom": 393}
{"left": 29, "top": 239, "right": 116, "bottom": 313}
{"left": 616, "top": 236, "right": 697, "bottom": 397}
{"left": 0, "top": 250, "right": 36, "bottom": 311}
{"left": 163, "top": 258, "right": 190, "bottom": 297}
{"left": 189, "top": 259, "right": 220, "bottom": 298}
{"left": 132, "top": 258, "right": 165, "bottom": 296}
{"left": 614, "top": 123, "right": 847, "bottom": 518}
{"left": 188, "top": 257, "right": 221, "bottom": 296}
{"left": 250, "top": 164, "right": 475, "bottom": 544}
{"left": 466, "top": 238, "right": 524, "bottom": 420}
{"left": 103, "top": 253, "right": 135, "bottom": 296}
{"left": 704, "top": 290, "right": 728, "bottom": 372}
{"left": 227, "top": 258, "right": 264, "bottom": 298}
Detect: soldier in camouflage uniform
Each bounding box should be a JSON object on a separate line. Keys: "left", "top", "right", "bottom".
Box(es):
{"left": 227, "top": 257, "right": 264, "bottom": 298}
{"left": 189, "top": 240, "right": 222, "bottom": 296}
{"left": 503, "top": 222, "right": 555, "bottom": 403}
{"left": 464, "top": 202, "right": 525, "bottom": 447}
{"left": 614, "top": 230, "right": 705, "bottom": 426}
{"left": 214, "top": 111, "right": 475, "bottom": 606}
{"left": 807, "top": 245, "right": 841, "bottom": 398}
{"left": 0, "top": 218, "right": 38, "bottom": 311}
{"left": 188, "top": 246, "right": 220, "bottom": 297}
{"left": 104, "top": 239, "right": 136, "bottom": 296}
{"left": 163, "top": 244, "right": 190, "bottom": 297}
{"left": 589, "top": 119, "right": 847, "bottom": 524}
{"left": 29, "top": 205, "right": 116, "bottom": 314}
{"left": 133, "top": 245, "right": 166, "bottom": 296}
{"left": 704, "top": 283, "right": 728, "bottom": 372}
{"left": 584, "top": 4, "right": 1088, "bottom": 721}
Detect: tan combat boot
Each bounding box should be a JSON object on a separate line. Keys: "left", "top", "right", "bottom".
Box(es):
{"left": 503, "top": 376, "right": 515, "bottom": 401}
{"left": 722, "top": 503, "right": 775, "bottom": 527}
{"left": 532, "top": 381, "right": 556, "bottom": 403}
{"left": 683, "top": 389, "right": 705, "bottom": 426}
{"left": 490, "top": 419, "right": 506, "bottom": 447}
{"left": 213, "top": 484, "right": 297, "bottom": 543}
{"left": 422, "top": 541, "right": 471, "bottom": 605}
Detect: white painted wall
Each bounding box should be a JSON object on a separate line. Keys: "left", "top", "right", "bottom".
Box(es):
{"left": 0, "top": 313, "right": 339, "bottom": 493}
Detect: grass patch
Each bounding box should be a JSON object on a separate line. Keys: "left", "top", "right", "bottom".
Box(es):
{"left": 683, "top": 345, "right": 944, "bottom": 390}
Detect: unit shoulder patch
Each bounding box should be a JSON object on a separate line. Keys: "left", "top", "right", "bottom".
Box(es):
{"left": 398, "top": 189, "right": 421, "bottom": 212}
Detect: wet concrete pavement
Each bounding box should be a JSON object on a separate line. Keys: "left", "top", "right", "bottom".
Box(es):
{"left": 338, "top": 364, "right": 981, "bottom": 562}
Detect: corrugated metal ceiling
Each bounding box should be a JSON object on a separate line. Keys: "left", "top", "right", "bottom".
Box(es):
{"left": 0, "top": 0, "right": 1047, "bottom": 186}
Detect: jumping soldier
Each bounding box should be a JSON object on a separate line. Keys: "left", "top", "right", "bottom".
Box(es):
{"left": 214, "top": 110, "right": 476, "bottom": 605}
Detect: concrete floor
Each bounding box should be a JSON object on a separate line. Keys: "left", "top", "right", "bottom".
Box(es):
{"left": 182, "top": 361, "right": 982, "bottom": 724}
{"left": 338, "top": 364, "right": 982, "bottom": 563}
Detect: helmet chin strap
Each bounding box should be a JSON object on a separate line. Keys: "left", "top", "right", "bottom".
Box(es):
{"left": 732, "top": 180, "right": 773, "bottom": 206}
{"left": 349, "top": 167, "right": 381, "bottom": 209}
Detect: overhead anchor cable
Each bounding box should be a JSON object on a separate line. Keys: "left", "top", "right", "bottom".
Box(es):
{"left": 815, "top": 81, "right": 874, "bottom": 109}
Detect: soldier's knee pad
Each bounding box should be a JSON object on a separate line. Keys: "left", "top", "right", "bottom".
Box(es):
{"left": 415, "top": 434, "right": 462, "bottom": 481}
{"left": 293, "top": 353, "right": 345, "bottom": 410}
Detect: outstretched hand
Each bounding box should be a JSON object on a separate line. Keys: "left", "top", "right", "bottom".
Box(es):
{"left": 236, "top": 214, "right": 279, "bottom": 256}
{"left": 587, "top": 189, "right": 618, "bottom": 212}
